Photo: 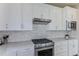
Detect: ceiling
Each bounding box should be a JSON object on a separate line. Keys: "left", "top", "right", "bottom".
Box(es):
{"left": 47, "top": 3, "right": 79, "bottom": 8}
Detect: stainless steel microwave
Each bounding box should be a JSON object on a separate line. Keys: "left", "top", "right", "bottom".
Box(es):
{"left": 67, "top": 21, "right": 76, "bottom": 30}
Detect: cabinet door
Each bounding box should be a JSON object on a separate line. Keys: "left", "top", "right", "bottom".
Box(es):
{"left": 32, "top": 4, "right": 43, "bottom": 18}
{"left": 42, "top": 4, "right": 50, "bottom": 19}
{"left": 32, "top": 4, "right": 50, "bottom": 19}
{"left": 54, "top": 41, "right": 67, "bottom": 56}
{"left": 16, "top": 48, "right": 34, "bottom": 56}
{"left": 0, "top": 4, "right": 8, "bottom": 30}
{"left": 68, "top": 40, "right": 74, "bottom": 56}
{"left": 72, "top": 8, "right": 77, "bottom": 21}
{"left": 6, "top": 50, "right": 16, "bottom": 56}
{"left": 73, "top": 39, "right": 78, "bottom": 55}
{"left": 6, "top": 4, "right": 22, "bottom": 30}
{"left": 48, "top": 6, "right": 57, "bottom": 30}
{"left": 22, "top": 4, "right": 32, "bottom": 30}
{"left": 62, "top": 8, "right": 66, "bottom": 30}
{"left": 56, "top": 7, "right": 63, "bottom": 30}
{"left": 64, "top": 6, "right": 73, "bottom": 21}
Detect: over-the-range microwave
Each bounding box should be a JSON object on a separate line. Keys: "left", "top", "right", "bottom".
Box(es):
{"left": 66, "top": 20, "right": 76, "bottom": 30}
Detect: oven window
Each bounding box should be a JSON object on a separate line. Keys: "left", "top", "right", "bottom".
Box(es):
{"left": 38, "top": 49, "right": 53, "bottom": 56}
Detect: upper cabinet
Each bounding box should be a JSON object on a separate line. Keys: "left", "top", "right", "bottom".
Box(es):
{"left": 63, "top": 6, "right": 77, "bottom": 31}
{"left": 0, "top": 4, "right": 8, "bottom": 30}
{"left": 56, "top": 7, "right": 64, "bottom": 30}
{"left": 0, "top": 4, "right": 77, "bottom": 31}
{"left": 48, "top": 6, "right": 57, "bottom": 30}
{"left": 32, "top": 4, "right": 43, "bottom": 18}
{"left": 63, "top": 6, "right": 77, "bottom": 21}
{"left": 48, "top": 6, "right": 65, "bottom": 30}
{"left": 7, "top": 4, "right": 22, "bottom": 30}
{"left": 32, "top": 4, "right": 50, "bottom": 19}
{"left": 0, "top": 3, "right": 33, "bottom": 31}
{"left": 22, "top": 4, "right": 32, "bottom": 30}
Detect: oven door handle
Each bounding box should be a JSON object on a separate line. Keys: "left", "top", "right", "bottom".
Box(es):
{"left": 36, "top": 46, "right": 53, "bottom": 51}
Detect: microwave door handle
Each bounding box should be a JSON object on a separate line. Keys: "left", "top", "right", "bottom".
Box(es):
{"left": 67, "top": 21, "right": 71, "bottom": 28}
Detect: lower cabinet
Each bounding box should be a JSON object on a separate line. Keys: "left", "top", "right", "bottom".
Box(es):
{"left": 16, "top": 47, "right": 34, "bottom": 56}
{"left": 6, "top": 45, "right": 34, "bottom": 56}
{"left": 6, "top": 50, "right": 16, "bottom": 56}
{"left": 54, "top": 40, "right": 68, "bottom": 56}
{"left": 68, "top": 39, "right": 78, "bottom": 56}
{"left": 54, "top": 39, "right": 78, "bottom": 56}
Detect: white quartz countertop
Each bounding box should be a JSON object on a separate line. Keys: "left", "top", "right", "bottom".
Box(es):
{"left": 48, "top": 37, "right": 76, "bottom": 42}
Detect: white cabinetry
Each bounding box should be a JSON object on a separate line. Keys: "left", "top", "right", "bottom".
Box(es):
{"left": 54, "top": 40, "right": 68, "bottom": 56}
{"left": 54, "top": 39, "right": 78, "bottom": 56}
{"left": 48, "top": 6, "right": 57, "bottom": 30}
{"left": 7, "top": 4, "right": 22, "bottom": 30}
{"left": 68, "top": 39, "right": 78, "bottom": 56}
{"left": 16, "top": 47, "right": 34, "bottom": 56}
{"left": 22, "top": 4, "right": 32, "bottom": 30}
{"left": 0, "top": 4, "right": 8, "bottom": 30}
{"left": 48, "top": 6, "right": 64, "bottom": 30}
{"left": 6, "top": 41, "right": 34, "bottom": 56}
{"left": 0, "top": 4, "right": 33, "bottom": 31}
{"left": 32, "top": 4, "right": 50, "bottom": 19}
{"left": 49, "top": 6, "right": 77, "bottom": 31}
{"left": 56, "top": 7, "right": 64, "bottom": 30}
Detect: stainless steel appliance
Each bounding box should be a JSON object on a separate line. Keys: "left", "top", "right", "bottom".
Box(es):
{"left": 66, "top": 20, "right": 76, "bottom": 30}
{"left": 71, "top": 21, "right": 76, "bottom": 30}
{"left": 33, "top": 18, "right": 51, "bottom": 25}
{"left": 32, "top": 38, "right": 54, "bottom": 56}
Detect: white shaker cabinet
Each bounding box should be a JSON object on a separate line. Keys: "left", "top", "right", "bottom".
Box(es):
{"left": 48, "top": 6, "right": 64, "bottom": 30}
{"left": 72, "top": 8, "right": 77, "bottom": 21}
{"left": 0, "top": 4, "right": 33, "bottom": 31}
{"left": 48, "top": 6, "right": 57, "bottom": 30}
{"left": 32, "top": 4, "right": 51, "bottom": 19}
{"left": 32, "top": 4, "right": 43, "bottom": 18}
{"left": 54, "top": 39, "right": 78, "bottom": 56}
{"left": 68, "top": 39, "right": 74, "bottom": 56}
{"left": 56, "top": 7, "right": 64, "bottom": 30}
{"left": 68, "top": 39, "right": 78, "bottom": 56}
{"left": 6, "top": 4, "right": 22, "bottom": 30}
{"left": 0, "top": 4, "right": 8, "bottom": 30}
{"left": 73, "top": 39, "right": 78, "bottom": 55}
{"left": 22, "top": 4, "right": 33, "bottom": 30}
{"left": 7, "top": 4, "right": 33, "bottom": 30}
{"left": 16, "top": 48, "right": 34, "bottom": 56}
{"left": 54, "top": 40, "right": 68, "bottom": 56}
{"left": 41, "top": 4, "right": 51, "bottom": 19}
{"left": 16, "top": 45, "right": 34, "bottom": 56}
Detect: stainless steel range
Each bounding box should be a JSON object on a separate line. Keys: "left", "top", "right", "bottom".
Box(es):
{"left": 32, "top": 38, "right": 54, "bottom": 56}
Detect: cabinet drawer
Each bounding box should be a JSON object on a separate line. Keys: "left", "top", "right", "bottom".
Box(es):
{"left": 16, "top": 49, "right": 34, "bottom": 56}
{"left": 55, "top": 41, "right": 67, "bottom": 46}
{"left": 55, "top": 46, "right": 67, "bottom": 51}
{"left": 55, "top": 51, "right": 67, "bottom": 56}
{"left": 55, "top": 48, "right": 67, "bottom": 54}
{"left": 16, "top": 47, "right": 34, "bottom": 56}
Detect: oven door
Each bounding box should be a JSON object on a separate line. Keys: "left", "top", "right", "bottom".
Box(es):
{"left": 35, "top": 46, "right": 54, "bottom": 56}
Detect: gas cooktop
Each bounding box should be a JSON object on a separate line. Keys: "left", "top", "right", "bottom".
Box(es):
{"left": 32, "top": 38, "right": 52, "bottom": 44}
